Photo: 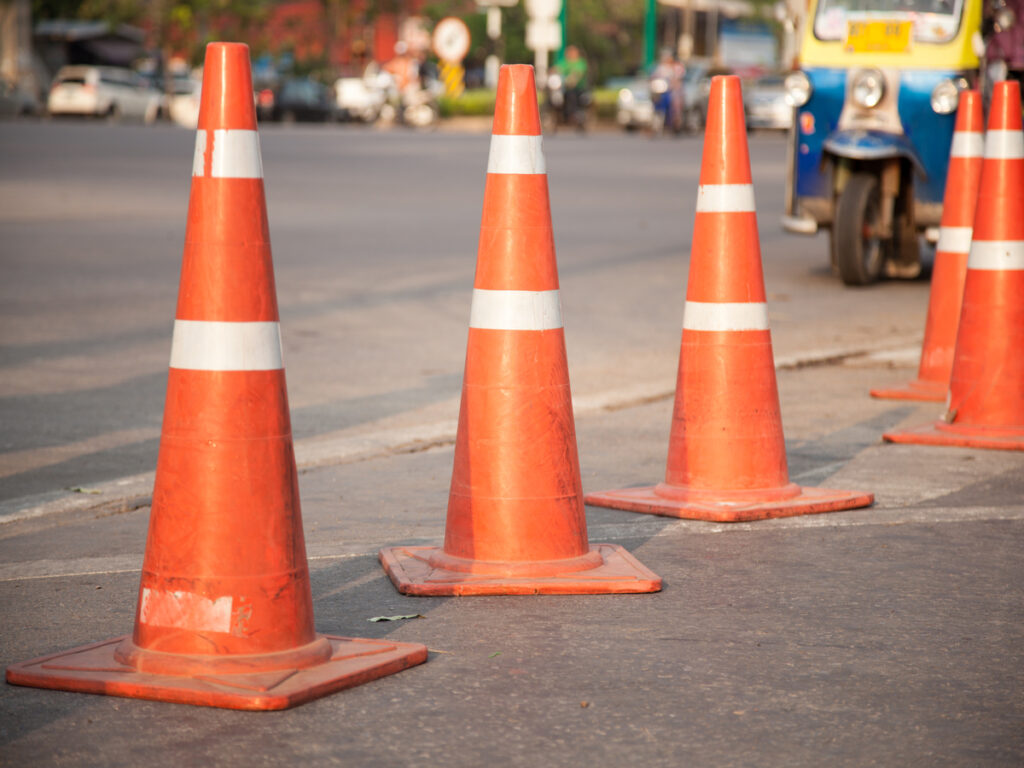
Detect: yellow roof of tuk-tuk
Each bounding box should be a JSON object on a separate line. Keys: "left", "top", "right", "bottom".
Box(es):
{"left": 799, "top": 0, "right": 982, "bottom": 70}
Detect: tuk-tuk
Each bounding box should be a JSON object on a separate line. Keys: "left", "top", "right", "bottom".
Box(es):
{"left": 782, "top": 0, "right": 983, "bottom": 285}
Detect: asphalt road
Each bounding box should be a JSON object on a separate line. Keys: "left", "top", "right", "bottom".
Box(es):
{"left": 0, "top": 120, "right": 930, "bottom": 507}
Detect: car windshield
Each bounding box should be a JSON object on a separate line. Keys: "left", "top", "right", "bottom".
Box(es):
{"left": 814, "top": 0, "right": 964, "bottom": 43}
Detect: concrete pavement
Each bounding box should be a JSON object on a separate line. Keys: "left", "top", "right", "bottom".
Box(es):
{"left": 1, "top": 356, "right": 1021, "bottom": 766}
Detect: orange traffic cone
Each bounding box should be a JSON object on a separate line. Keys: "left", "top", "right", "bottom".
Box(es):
{"left": 378, "top": 65, "right": 661, "bottom": 595}
{"left": 871, "top": 91, "right": 985, "bottom": 401}
{"left": 584, "top": 76, "right": 874, "bottom": 523}
{"left": 884, "top": 80, "right": 1024, "bottom": 451}
{"left": 6, "top": 43, "right": 427, "bottom": 710}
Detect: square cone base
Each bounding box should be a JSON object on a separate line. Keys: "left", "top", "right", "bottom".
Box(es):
{"left": 869, "top": 380, "right": 946, "bottom": 402}
{"left": 378, "top": 543, "right": 662, "bottom": 596}
{"left": 884, "top": 423, "right": 1024, "bottom": 452}
{"left": 584, "top": 485, "right": 874, "bottom": 523}
{"left": 6, "top": 634, "right": 427, "bottom": 711}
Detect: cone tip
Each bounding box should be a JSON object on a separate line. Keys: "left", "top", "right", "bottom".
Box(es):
{"left": 954, "top": 89, "right": 983, "bottom": 133}
{"left": 709, "top": 74, "right": 742, "bottom": 103}
{"left": 989, "top": 80, "right": 1023, "bottom": 132}
{"left": 198, "top": 41, "right": 257, "bottom": 131}
{"left": 492, "top": 64, "right": 541, "bottom": 136}
{"left": 699, "top": 74, "right": 751, "bottom": 185}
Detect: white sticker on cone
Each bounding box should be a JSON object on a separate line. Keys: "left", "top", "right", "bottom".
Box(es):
{"left": 487, "top": 135, "right": 546, "bottom": 175}
{"left": 968, "top": 240, "right": 1024, "bottom": 270}
{"left": 937, "top": 226, "right": 973, "bottom": 254}
{"left": 984, "top": 130, "right": 1024, "bottom": 160}
{"left": 695, "top": 184, "right": 756, "bottom": 213}
{"left": 683, "top": 301, "right": 770, "bottom": 331}
{"left": 170, "top": 320, "right": 283, "bottom": 370}
{"left": 949, "top": 132, "right": 984, "bottom": 158}
{"left": 139, "top": 587, "right": 233, "bottom": 633}
{"left": 469, "top": 289, "right": 562, "bottom": 330}
{"left": 192, "top": 129, "right": 207, "bottom": 177}
{"left": 191, "top": 129, "right": 263, "bottom": 178}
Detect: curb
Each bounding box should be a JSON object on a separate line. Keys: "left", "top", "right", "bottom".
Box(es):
{"left": 0, "top": 338, "right": 921, "bottom": 529}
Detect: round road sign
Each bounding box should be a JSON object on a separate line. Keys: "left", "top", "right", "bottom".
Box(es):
{"left": 432, "top": 17, "right": 472, "bottom": 63}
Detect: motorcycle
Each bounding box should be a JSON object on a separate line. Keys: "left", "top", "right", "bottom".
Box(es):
{"left": 400, "top": 80, "right": 441, "bottom": 129}
{"left": 782, "top": 0, "right": 984, "bottom": 286}
{"left": 542, "top": 71, "right": 591, "bottom": 133}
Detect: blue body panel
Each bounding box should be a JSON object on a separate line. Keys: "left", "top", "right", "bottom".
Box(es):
{"left": 795, "top": 68, "right": 845, "bottom": 199}
{"left": 896, "top": 70, "right": 957, "bottom": 203}
{"left": 794, "top": 67, "right": 957, "bottom": 205}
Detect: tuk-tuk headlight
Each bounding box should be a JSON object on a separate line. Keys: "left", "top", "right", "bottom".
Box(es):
{"left": 851, "top": 69, "right": 885, "bottom": 109}
{"left": 784, "top": 71, "right": 812, "bottom": 107}
{"left": 931, "top": 78, "right": 961, "bottom": 114}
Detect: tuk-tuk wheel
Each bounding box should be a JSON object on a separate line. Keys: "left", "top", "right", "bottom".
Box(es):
{"left": 835, "top": 172, "right": 885, "bottom": 286}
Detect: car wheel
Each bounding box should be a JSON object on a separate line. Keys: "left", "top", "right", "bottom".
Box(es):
{"left": 106, "top": 103, "right": 121, "bottom": 123}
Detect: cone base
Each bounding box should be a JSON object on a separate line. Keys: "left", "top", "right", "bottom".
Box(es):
{"left": 883, "top": 423, "right": 1024, "bottom": 452}
{"left": 584, "top": 484, "right": 873, "bottom": 523}
{"left": 379, "top": 544, "right": 662, "bottom": 596}
{"left": 869, "top": 379, "right": 946, "bottom": 402}
{"left": 6, "top": 634, "right": 427, "bottom": 711}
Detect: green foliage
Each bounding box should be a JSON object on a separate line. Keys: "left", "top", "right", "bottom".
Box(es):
{"left": 590, "top": 86, "right": 620, "bottom": 119}
{"left": 438, "top": 87, "right": 496, "bottom": 118}
{"left": 564, "top": 0, "right": 646, "bottom": 82}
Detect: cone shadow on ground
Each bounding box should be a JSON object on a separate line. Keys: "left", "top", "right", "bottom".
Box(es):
{"left": 786, "top": 406, "right": 918, "bottom": 485}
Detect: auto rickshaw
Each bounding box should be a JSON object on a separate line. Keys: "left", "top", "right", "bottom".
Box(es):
{"left": 782, "top": 0, "right": 983, "bottom": 285}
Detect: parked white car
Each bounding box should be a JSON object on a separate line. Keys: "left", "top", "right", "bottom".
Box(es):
{"left": 167, "top": 74, "right": 201, "bottom": 128}
{"left": 47, "top": 65, "right": 162, "bottom": 123}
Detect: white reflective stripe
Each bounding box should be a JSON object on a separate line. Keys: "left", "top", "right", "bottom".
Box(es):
{"left": 695, "top": 184, "right": 756, "bottom": 213}
{"left": 189, "top": 128, "right": 263, "bottom": 178}
{"left": 191, "top": 129, "right": 207, "bottom": 176}
{"left": 139, "top": 588, "right": 232, "bottom": 633}
{"left": 170, "top": 320, "right": 283, "bottom": 370}
{"left": 487, "top": 134, "right": 546, "bottom": 175}
{"left": 469, "top": 289, "right": 562, "bottom": 330}
{"left": 984, "top": 129, "right": 1024, "bottom": 160}
{"left": 210, "top": 129, "right": 263, "bottom": 178}
{"left": 949, "top": 132, "right": 984, "bottom": 158}
{"left": 683, "top": 301, "right": 769, "bottom": 331}
{"left": 936, "top": 226, "right": 973, "bottom": 253}
{"left": 968, "top": 240, "right": 1024, "bottom": 270}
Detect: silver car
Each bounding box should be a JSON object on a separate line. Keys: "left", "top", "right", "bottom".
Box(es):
{"left": 47, "top": 65, "right": 162, "bottom": 123}
{"left": 743, "top": 74, "right": 793, "bottom": 131}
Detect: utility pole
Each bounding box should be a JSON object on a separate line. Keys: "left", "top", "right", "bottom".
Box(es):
{"left": 644, "top": 0, "right": 657, "bottom": 70}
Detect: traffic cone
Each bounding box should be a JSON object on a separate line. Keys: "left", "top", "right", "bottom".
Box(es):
{"left": 6, "top": 43, "right": 427, "bottom": 710}
{"left": 871, "top": 91, "right": 984, "bottom": 401}
{"left": 378, "top": 65, "right": 661, "bottom": 595}
{"left": 884, "top": 80, "right": 1024, "bottom": 451}
{"left": 584, "top": 76, "right": 874, "bottom": 523}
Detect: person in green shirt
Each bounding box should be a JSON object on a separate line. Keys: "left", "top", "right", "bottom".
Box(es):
{"left": 560, "top": 45, "right": 590, "bottom": 130}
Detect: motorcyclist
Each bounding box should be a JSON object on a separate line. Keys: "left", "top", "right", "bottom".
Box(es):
{"left": 650, "top": 49, "right": 685, "bottom": 135}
